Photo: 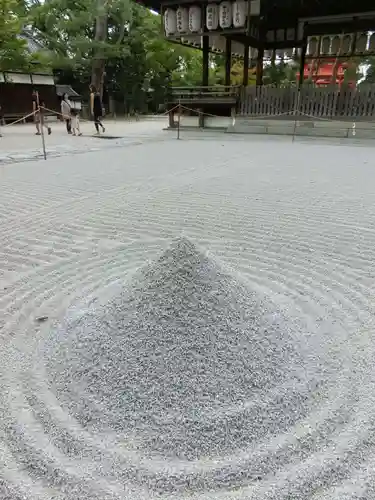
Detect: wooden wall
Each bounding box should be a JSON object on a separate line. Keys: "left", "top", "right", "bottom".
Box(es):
{"left": 0, "top": 83, "right": 59, "bottom": 118}
{"left": 239, "top": 85, "right": 375, "bottom": 120}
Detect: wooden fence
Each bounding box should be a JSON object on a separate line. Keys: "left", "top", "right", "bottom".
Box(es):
{"left": 239, "top": 85, "right": 375, "bottom": 120}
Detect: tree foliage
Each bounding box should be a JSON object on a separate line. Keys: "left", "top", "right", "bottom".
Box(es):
{"left": 360, "top": 57, "right": 375, "bottom": 85}
{"left": 263, "top": 60, "right": 298, "bottom": 86}
{"left": 25, "top": 0, "right": 206, "bottom": 109}
{"left": 0, "top": 0, "right": 31, "bottom": 71}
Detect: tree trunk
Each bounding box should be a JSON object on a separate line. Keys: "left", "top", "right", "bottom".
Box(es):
{"left": 91, "top": 0, "right": 108, "bottom": 97}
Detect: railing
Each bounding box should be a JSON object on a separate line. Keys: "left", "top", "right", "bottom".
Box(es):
{"left": 168, "top": 85, "right": 241, "bottom": 103}
{"left": 239, "top": 84, "right": 375, "bottom": 120}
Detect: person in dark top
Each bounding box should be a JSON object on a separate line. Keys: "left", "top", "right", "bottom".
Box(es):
{"left": 32, "top": 90, "right": 51, "bottom": 135}
{"left": 89, "top": 84, "right": 105, "bottom": 135}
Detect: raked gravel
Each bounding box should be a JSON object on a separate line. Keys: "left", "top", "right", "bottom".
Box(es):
{"left": 1, "top": 137, "right": 375, "bottom": 499}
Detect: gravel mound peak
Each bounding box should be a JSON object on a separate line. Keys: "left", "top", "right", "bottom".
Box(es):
{"left": 48, "top": 237, "right": 313, "bottom": 462}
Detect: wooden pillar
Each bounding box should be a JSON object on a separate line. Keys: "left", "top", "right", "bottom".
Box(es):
{"left": 256, "top": 45, "right": 264, "bottom": 86}
{"left": 271, "top": 49, "right": 276, "bottom": 67}
{"left": 200, "top": 35, "right": 209, "bottom": 127}
{"left": 299, "top": 32, "right": 308, "bottom": 88}
{"left": 202, "top": 35, "right": 209, "bottom": 87}
{"left": 225, "top": 37, "right": 232, "bottom": 87}
{"left": 243, "top": 44, "right": 249, "bottom": 86}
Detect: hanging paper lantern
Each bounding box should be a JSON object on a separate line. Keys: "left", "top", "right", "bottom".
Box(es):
{"left": 219, "top": 1, "right": 232, "bottom": 29}
{"left": 164, "top": 8, "right": 177, "bottom": 36}
{"left": 356, "top": 33, "right": 367, "bottom": 54}
{"left": 176, "top": 7, "right": 189, "bottom": 34}
{"left": 232, "top": 1, "right": 246, "bottom": 28}
{"left": 331, "top": 36, "right": 341, "bottom": 55}
{"left": 206, "top": 4, "right": 219, "bottom": 30}
{"left": 342, "top": 34, "right": 352, "bottom": 54}
{"left": 307, "top": 36, "right": 318, "bottom": 56}
{"left": 189, "top": 6, "right": 202, "bottom": 33}
{"left": 276, "top": 29, "right": 284, "bottom": 41}
{"left": 321, "top": 36, "right": 330, "bottom": 55}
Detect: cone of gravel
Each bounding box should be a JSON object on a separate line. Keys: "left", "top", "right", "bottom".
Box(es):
{"left": 47, "top": 237, "right": 319, "bottom": 459}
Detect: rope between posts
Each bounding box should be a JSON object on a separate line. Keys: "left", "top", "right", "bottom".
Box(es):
{"left": 175, "top": 104, "right": 359, "bottom": 126}
{"left": 0, "top": 104, "right": 357, "bottom": 131}
{"left": 3, "top": 110, "right": 37, "bottom": 127}
{"left": 41, "top": 106, "right": 92, "bottom": 123}
{"left": 41, "top": 104, "right": 179, "bottom": 121}
{"left": 174, "top": 104, "right": 296, "bottom": 120}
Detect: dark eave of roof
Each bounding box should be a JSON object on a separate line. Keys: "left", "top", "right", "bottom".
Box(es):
{"left": 56, "top": 84, "right": 80, "bottom": 98}
{"left": 138, "top": 0, "right": 375, "bottom": 25}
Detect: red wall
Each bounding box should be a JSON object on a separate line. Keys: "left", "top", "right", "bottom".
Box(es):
{"left": 297, "top": 59, "right": 355, "bottom": 87}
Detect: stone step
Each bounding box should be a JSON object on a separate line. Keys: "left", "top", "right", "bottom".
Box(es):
{"left": 234, "top": 117, "right": 375, "bottom": 130}
{"left": 228, "top": 121, "right": 375, "bottom": 139}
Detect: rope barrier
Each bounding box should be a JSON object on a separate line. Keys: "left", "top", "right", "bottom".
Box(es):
{"left": 41, "top": 106, "right": 92, "bottom": 123}
{"left": 174, "top": 103, "right": 362, "bottom": 126}
{"left": 0, "top": 101, "right": 363, "bottom": 144}
{"left": 0, "top": 103, "right": 175, "bottom": 137}
{"left": 177, "top": 104, "right": 347, "bottom": 122}
{"left": 169, "top": 102, "right": 367, "bottom": 143}
{"left": 3, "top": 110, "right": 38, "bottom": 127}
{"left": 0, "top": 103, "right": 360, "bottom": 129}
{"left": 39, "top": 104, "right": 178, "bottom": 123}
{"left": 178, "top": 105, "right": 221, "bottom": 119}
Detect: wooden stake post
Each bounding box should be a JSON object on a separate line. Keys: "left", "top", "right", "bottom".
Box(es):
{"left": 36, "top": 91, "right": 47, "bottom": 160}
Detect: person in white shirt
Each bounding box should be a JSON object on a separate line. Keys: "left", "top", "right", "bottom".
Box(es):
{"left": 61, "top": 93, "right": 72, "bottom": 134}
{"left": 71, "top": 109, "right": 82, "bottom": 136}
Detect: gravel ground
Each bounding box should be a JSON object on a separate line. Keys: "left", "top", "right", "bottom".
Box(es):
{"left": 0, "top": 120, "right": 168, "bottom": 165}
{"left": 1, "top": 136, "right": 375, "bottom": 499}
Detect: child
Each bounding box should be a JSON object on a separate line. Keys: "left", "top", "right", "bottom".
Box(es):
{"left": 71, "top": 108, "right": 82, "bottom": 136}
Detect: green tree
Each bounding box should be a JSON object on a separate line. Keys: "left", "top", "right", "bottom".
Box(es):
{"left": 360, "top": 57, "right": 375, "bottom": 84}
{"left": 28, "top": 0, "right": 224, "bottom": 111}
{"left": 263, "top": 60, "right": 298, "bottom": 86}
{"left": 0, "top": 0, "right": 30, "bottom": 71}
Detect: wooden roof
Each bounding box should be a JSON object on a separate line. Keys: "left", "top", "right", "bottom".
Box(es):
{"left": 264, "top": 0, "right": 374, "bottom": 25}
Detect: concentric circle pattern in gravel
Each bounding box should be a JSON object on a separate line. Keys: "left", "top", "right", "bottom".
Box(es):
{"left": 1, "top": 137, "right": 375, "bottom": 500}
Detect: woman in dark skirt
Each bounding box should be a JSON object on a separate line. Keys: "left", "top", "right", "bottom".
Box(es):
{"left": 89, "top": 84, "right": 105, "bottom": 135}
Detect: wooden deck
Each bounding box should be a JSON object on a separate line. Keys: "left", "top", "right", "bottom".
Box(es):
{"left": 167, "top": 86, "right": 240, "bottom": 107}
{"left": 167, "top": 86, "right": 240, "bottom": 127}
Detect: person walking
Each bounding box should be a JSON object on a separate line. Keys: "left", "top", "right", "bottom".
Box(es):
{"left": 61, "top": 93, "right": 72, "bottom": 134}
{"left": 32, "top": 90, "right": 51, "bottom": 136}
{"left": 89, "top": 84, "right": 105, "bottom": 135}
{"left": 71, "top": 108, "right": 82, "bottom": 136}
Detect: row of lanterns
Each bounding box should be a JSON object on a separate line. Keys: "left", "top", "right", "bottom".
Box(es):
{"left": 307, "top": 33, "right": 375, "bottom": 56}
{"left": 180, "top": 36, "right": 247, "bottom": 57}
{"left": 164, "top": 1, "right": 248, "bottom": 36}
{"left": 179, "top": 36, "right": 296, "bottom": 59}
